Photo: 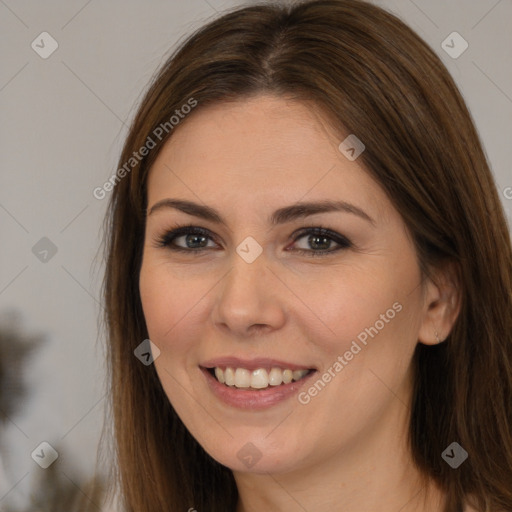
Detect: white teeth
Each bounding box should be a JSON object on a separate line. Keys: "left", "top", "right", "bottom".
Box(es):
{"left": 214, "top": 367, "right": 225, "bottom": 384}
{"left": 268, "top": 367, "right": 283, "bottom": 386}
{"left": 212, "top": 366, "right": 310, "bottom": 389}
{"left": 250, "top": 368, "right": 269, "bottom": 389}
{"left": 282, "top": 369, "right": 293, "bottom": 384}
{"left": 234, "top": 368, "right": 251, "bottom": 388}
{"left": 224, "top": 367, "right": 235, "bottom": 386}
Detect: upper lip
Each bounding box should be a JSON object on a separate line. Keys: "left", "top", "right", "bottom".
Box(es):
{"left": 201, "top": 357, "right": 316, "bottom": 372}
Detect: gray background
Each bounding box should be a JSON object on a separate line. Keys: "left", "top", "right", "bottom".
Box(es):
{"left": 1, "top": 0, "right": 511, "bottom": 506}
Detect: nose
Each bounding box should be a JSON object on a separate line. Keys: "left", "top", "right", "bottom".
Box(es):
{"left": 211, "top": 250, "right": 287, "bottom": 338}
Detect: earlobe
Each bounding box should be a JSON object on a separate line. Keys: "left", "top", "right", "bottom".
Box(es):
{"left": 417, "top": 262, "right": 461, "bottom": 346}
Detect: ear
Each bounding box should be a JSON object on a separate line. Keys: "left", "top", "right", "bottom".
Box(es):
{"left": 418, "top": 261, "right": 461, "bottom": 345}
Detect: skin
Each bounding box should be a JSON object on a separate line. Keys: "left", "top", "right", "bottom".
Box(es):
{"left": 138, "top": 94, "right": 461, "bottom": 511}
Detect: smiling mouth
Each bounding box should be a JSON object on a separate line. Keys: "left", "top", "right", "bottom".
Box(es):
{"left": 205, "top": 366, "right": 315, "bottom": 390}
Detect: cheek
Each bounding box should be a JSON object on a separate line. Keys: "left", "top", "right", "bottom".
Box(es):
{"left": 300, "top": 267, "right": 405, "bottom": 352}
{"left": 139, "top": 262, "right": 204, "bottom": 354}
{"left": 139, "top": 265, "right": 167, "bottom": 339}
{"left": 302, "top": 259, "right": 423, "bottom": 392}
{"left": 139, "top": 263, "right": 205, "bottom": 414}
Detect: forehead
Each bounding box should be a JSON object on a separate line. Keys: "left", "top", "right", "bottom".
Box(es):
{"left": 146, "top": 94, "right": 389, "bottom": 220}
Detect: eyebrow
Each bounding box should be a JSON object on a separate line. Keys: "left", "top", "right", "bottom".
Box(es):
{"left": 147, "top": 198, "right": 375, "bottom": 226}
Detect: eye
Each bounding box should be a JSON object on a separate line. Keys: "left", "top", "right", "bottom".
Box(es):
{"left": 152, "top": 224, "right": 352, "bottom": 257}
{"left": 288, "top": 227, "right": 352, "bottom": 257}
{"left": 153, "top": 224, "right": 218, "bottom": 255}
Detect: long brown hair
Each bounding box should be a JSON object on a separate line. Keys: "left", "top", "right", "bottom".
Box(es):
{"left": 101, "top": 1, "right": 512, "bottom": 510}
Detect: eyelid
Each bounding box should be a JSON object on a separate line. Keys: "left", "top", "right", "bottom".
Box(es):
{"left": 288, "top": 226, "right": 352, "bottom": 256}
{"left": 152, "top": 223, "right": 352, "bottom": 256}
{"left": 290, "top": 226, "right": 351, "bottom": 244}
{"left": 152, "top": 224, "right": 218, "bottom": 249}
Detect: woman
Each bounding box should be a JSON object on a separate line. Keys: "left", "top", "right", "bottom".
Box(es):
{"left": 101, "top": 0, "right": 512, "bottom": 510}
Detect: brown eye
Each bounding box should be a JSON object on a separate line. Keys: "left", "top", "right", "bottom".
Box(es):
{"left": 289, "top": 227, "right": 352, "bottom": 257}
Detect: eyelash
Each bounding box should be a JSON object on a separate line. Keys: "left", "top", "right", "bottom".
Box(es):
{"left": 152, "top": 223, "right": 352, "bottom": 258}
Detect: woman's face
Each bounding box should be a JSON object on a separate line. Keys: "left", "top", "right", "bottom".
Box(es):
{"left": 139, "top": 94, "right": 433, "bottom": 475}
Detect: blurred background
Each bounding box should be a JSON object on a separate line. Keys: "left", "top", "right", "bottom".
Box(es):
{"left": 1, "top": 0, "right": 511, "bottom": 509}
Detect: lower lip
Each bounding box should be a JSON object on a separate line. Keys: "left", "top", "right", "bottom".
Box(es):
{"left": 200, "top": 367, "right": 317, "bottom": 410}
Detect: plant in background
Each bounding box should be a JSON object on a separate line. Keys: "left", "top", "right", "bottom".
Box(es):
{"left": 0, "top": 310, "right": 106, "bottom": 512}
